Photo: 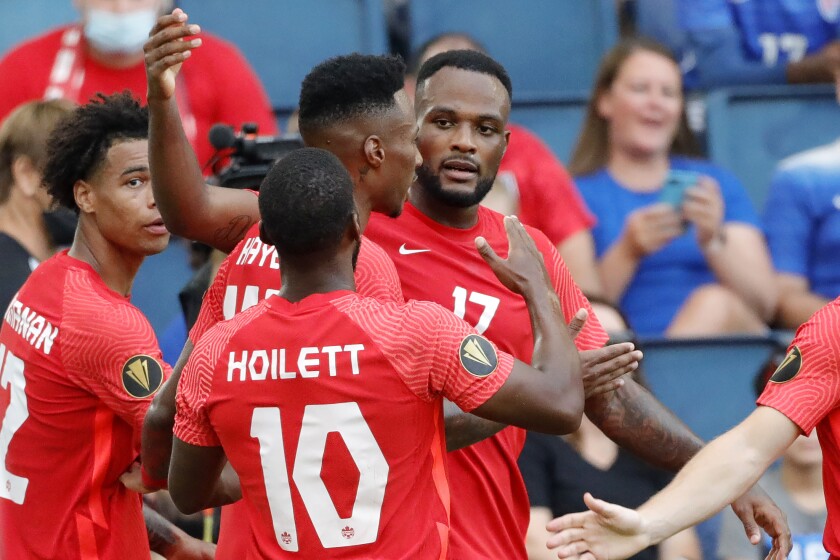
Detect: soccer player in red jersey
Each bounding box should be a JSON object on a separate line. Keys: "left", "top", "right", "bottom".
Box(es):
{"left": 0, "top": 93, "right": 212, "bottom": 560}
{"left": 547, "top": 298, "right": 840, "bottom": 560}
{"left": 362, "top": 49, "right": 790, "bottom": 559}
{"left": 169, "top": 146, "right": 586, "bottom": 558}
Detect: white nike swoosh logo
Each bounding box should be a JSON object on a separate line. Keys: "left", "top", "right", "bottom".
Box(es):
{"left": 398, "top": 243, "right": 431, "bottom": 255}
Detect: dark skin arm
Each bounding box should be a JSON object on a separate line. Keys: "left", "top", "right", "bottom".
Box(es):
{"left": 584, "top": 379, "right": 792, "bottom": 557}
{"left": 169, "top": 440, "right": 242, "bottom": 515}
{"left": 144, "top": 502, "right": 215, "bottom": 559}
{"left": 144, "top": 9, "right": 260, "bottom": 252}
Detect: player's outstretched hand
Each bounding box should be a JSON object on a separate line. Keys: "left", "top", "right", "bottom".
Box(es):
{"left": 580, "top": 342, "right": 641, "bottom": 398}
{"left": 119, "top": 462, "right": 157, "bottom": 494}
{"left": 546, "top": 493, "right": 650, "bottom": 560}
{"left": 476, "top": 215, "right": 552, "bottom": 297}
{"left": 144, "top": 8, "right": 202, "bottom": 101}
{"left": 729, "top": 486, "right": 791, "bottom": 560}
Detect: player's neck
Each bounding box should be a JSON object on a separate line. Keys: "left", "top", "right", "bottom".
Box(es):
{"left": 278, "top": 256, "right": 356, "bottom": 304}
{"left": 408, "top": 185, "right": 479, "bottom": 230}
{"left": 67, "top": 221, "right": 144, "bottom": 297}
{"left": 606, "top": 149, "right": 670, "bottom": 192}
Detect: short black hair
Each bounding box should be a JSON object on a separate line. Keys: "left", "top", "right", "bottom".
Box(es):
{"left": 43, "top": 92, "right": 148, "bottom": 212}
{"left": 408, "top": 32, "right": 487, "bottom": 75}
{"left": 416, "top": 49, "right": 513, "bottom": 100}
{"left": 258, "top": 147, "right": 355, "bottom": 256}
{"left": 298, "top": 53, "right": 406, "bottom": 137}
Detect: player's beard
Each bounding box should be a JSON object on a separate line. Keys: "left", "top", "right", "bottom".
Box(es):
{"left": 416, "top": 164, "right": 495, "bottom": 208}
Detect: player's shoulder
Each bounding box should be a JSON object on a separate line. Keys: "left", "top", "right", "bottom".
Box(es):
{"left": 797, "top": 298, "right": 840, "bottom": 345}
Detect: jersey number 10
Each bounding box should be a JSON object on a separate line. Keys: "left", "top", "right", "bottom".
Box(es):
{"left": 251, "top": 403, "right": 389, "bottom": 551}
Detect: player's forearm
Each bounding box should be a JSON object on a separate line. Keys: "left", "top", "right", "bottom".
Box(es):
{"left": 443, "top": 399, "right": 506, "bottom": 451}
{"left": 585, "top": 378, "right": 703, "bottom": 472}
{"left": 599, "top": 236, "right": 639, "bottom": 303}
{"left": 147, "top": 97, "right": 221, "bottom": 247}
{"left": 525, "top": 285, "right": 584, "bottom": 430}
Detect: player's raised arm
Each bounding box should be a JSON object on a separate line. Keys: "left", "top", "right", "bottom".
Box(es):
{"left": 466, "top": 216, "right": 584, "bottom": 434}
{"left": 546, "top": 406, "right": 800, "bottom": 560}
{"left": 144, "top": 9, "right": 260, "bottom": 252}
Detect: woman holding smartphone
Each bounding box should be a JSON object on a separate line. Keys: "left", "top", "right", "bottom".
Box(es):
{"left": 570, "top": 38, "right": 776, "bottom": 337}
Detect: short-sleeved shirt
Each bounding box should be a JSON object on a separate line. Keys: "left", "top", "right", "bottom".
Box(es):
{"left": 757, "top": 297, "right": 840, "bottom": 555}
{"left": 763, "top": 139, "right": 840, "bottom": 300}
{"left": 189, "top": 221, "right": 404, "bottom": 557}
{"left": 718, "top": 466, "right": 828, "bottom": 560}
{"left": 174, "top": 291, "right": 515, "bottom": 559}
{"left": 578, "top": 156, "right": 760, "bottom": 335}
{"left": 519, "top": 432, "right": 672, "bottom": 560}
{"left": 365, "top": 202, "right": 608, "bottom": 560}
{"left": 497, "top": 124, "right": 596, "bottom": 247}
{"left": 0, "top": 251, "right": 171, "bottom": 559}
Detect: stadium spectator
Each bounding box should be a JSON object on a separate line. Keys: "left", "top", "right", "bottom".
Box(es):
{"left": 405, "top": 33, "right": 604, "bottom": 297}
{"left": 0, "top": 98, "right": 74, "bottom": 313}
{"left": 168, "top": 146, "right": 587, "bottom": 558}
{"left": 570, "top": 37, "right": 777, "bottom": 337}
{"left": 717, "top": 368, "right": 827, "bottom": 560}
{"left": 520, "top": 415, "right": 701, "bottom": 560}
{"left": 763, "top": 140, "right": 840, "bottom": 330}
{"left": 364, "top": 48, "right": 786, "bottom": 560}
{"left": 676, "top": 0, "right": 840, "bottom": 89}
{"left": 0, "top": 0, "right": 277, "bottom": 170}
{"left": 0, "top": 92, "right": 212, "bottom": 559}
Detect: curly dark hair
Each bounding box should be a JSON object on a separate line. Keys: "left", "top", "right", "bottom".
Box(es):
{"left": 416, "top": 49, "right": 512, "bottom": 100}
{"left": 298, "top": 53, "right": 405, "bottom": 138}
{"left": 258, "top": 147, "right": 355, "bottom": 257}
{"left": 42, "top": 92, "right": 148, "bottom": 212}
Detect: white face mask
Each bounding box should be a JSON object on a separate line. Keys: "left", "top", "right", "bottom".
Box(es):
{"left": 83, "top": 8, "right": 157, "bottom": 54}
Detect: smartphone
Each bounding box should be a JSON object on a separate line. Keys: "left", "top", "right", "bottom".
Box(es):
{"left": 659, "top": 170, "right": 700, "bottom": 208}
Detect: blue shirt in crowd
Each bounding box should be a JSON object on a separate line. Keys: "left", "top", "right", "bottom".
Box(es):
{"left": 763, "top": 139, "right": 840, "bottom": 300}
{"left": 677, "top": 0, "right": 840, "bottom": 88}
{"left": 578, "top": 157, "right": 759, "bottom": 336}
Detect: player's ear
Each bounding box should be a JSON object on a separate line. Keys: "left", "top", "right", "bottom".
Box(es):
{"left": 350, "top": 211, "right": 362, "bottom": 243}
{"left": 363, "top": 135, "right": 384, "bottom": 170}
{"left": 74, "top": 179, "right": 95, "bottom": 214}
{"left": 257, "top": 220, "right": 274, "bottom": 246}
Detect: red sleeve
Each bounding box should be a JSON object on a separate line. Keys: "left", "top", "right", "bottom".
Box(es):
{"left": 757, "top": 301, "right": 840, "bottom": 434}
{"left": 173, "top": 329, "right": 224, "bottom": 447}
{"left": 501, "top": 126, "right": 595, "bottom": 246}
{"left": 62, "top": 298, "right": 172, "bottom": 437}
{"left": 531, "top": 226, "right": 608, "bottom": 351}
{"left": 354, "top": 237, "right": 405, "bottom": 304}
{"left": 189, "top": 253, "right": 232, "bottom": 344}
{"left": 335, "top": 298, "right": 514, "bottom": 412}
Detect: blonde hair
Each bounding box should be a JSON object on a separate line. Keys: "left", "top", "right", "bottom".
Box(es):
{"left": 568, "top": 37, "right": 699, "bottom": 177}
{"left": 0, "top": 99, "right": 75, "bottom": 204}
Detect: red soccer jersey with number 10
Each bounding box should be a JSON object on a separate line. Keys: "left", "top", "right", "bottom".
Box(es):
{"left": 188, "top": 222, "right": 405, "bottom": 558}
{"left": 175, "top": 291, "right": 515, "bottom": 559}
{"left": 0, "top": 252, "right": 170, "bottom": 560}
{"left": 365, "top": 202, "right": 609, "bottom": 560}
{"left": 757, "top": 297, "right": 840, "bottom": 556}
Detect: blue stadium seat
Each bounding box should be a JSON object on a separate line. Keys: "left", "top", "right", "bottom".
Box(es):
{"left": 705, "top": 84, "right": 839, "bottom": 210}
{"left": 638, "top": 335, "right": 778, "bottom": 442}
{"left": 0, "top": 0, "right": 77, "bottom": 57}
{"left": 509, "top": 95, "right": 589, "bottom": 163}
{"left": 409, "top": 0, "right": 618, "bottom": 100}
{"left": 178, "top": 0, "right": 388, "bottom": 113}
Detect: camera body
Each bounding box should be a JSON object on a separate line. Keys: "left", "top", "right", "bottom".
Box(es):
{"left": 209, "top": 122, "right": 303, "bottom": 190}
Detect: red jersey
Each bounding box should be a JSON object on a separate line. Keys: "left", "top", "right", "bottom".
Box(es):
{"left": 365, "top": 202, "right": 609, "bottom": 560}
{"left": 188, "top": 222, "right": 404, "bottom": 558}
{"left": 0, "top": 26, "right": 277, "bottom": 168}
{"left": 175, "top": 291, "right": 515, "bottom": 558}
{"left": 757, "top": 297, "right": 840, "bottom": 556}
{"left": 497, "top": 124, "right": 595, "bottom": 246}
{"left": 0, "top": 252, "right": 170, "bottom": 560}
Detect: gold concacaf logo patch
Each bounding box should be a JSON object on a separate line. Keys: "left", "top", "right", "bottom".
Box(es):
{"left": 770, "top": 346, "right": 803, "bottom": 384}
{"left": 122, "top": 354, "right": 164, "bottom": 398}
{"left": 459, "top": 334, "right": 499, "bottom": 378}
